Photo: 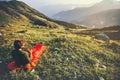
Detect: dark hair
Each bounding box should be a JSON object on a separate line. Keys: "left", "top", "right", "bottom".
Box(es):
{"left": 14, "top": 40, "right": 24, "bottom": 50}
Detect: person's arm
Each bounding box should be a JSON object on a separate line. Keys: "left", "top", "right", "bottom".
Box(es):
{"left": 22, "top": 50, "right": 32, "bottom": 63}
{"left": 27, "top": 49, "right": 32, "bottom": 60}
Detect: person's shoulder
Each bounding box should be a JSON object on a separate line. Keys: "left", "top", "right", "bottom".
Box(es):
{"left": 20, "top": 50, "right": 28, "bottom": 54}
{"left": 11, "top": 50, "right": 17, "bottom": 56}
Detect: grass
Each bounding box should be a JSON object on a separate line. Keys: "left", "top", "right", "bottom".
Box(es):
{"left": 0, "top": 23, "right": 120, "bottom": 80}
{"left": 0, "top": 1, "right": 119, "bottom": 79}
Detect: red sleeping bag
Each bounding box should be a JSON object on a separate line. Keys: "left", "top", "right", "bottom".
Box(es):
{"left": 8, "top": 44, "right": 47, "bottom": 71}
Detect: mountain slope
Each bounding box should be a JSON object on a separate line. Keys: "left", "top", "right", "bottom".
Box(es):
{"left": 0, "top": 22, "right": 120, "bottom": 80}
{"left": 0, "top": 1, "right": 83, "bottom": 28}
{"left": 0, "top": 1, "right": 51, "bottom": 26}
{"left": 0, "top": 1, "right": 120, "bottom": 80}
{"left": 53, "top": 7, "right": 88, "bottom": 22}
{"left": 39, "top": 4, "right": 87, "bottom": 17}
{"left": 78, "top": 25, "right": 120, "bottom": 40}
{"left": 75, "top": 9, "right": 120, "bottom": 27}
{"left": 53, "top": 0, "right": 120, "bottom": 27}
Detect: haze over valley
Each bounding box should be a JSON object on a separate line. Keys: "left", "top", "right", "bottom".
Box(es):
{"left": 53, "top": 0, "right": 120, "bottom": 27}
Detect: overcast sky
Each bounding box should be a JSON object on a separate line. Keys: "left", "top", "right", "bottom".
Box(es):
{"left": 20, "top": 0, "right": 102, "bottom": 5}
{"left": 17, "top": 0, "right": 120, "bottom": 16}
{"left": 19, "top": 0, "right": 103, "bottom": 7}
{"left": 18, "top": 0, "right": 120, "bottom": 9}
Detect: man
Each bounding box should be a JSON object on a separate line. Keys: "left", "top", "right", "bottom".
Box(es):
{"left": 8, "top": 40, "right": 47, "bottom": 71}
{"left": 11, "top": 40, "right": 32, "bottom": 67}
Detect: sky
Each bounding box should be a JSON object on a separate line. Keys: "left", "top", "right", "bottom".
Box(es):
{"left": 19, "top": 0, "right": 120, "bottom": 6}
{"left": 20, "top": 0, "right": 103, "bottom": 7}
{"left": 17, "top": 0, "right": 120, "bottom": 17}
{"left": 18, "top": 0, "right": 120, "bottom": 10}
{"left": 0, "top": 0, "right": 120, "bottom": 7}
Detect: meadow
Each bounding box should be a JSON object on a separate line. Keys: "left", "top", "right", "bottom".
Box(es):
{"left": 0, "top": 23, "right": 120, "bottom": 80}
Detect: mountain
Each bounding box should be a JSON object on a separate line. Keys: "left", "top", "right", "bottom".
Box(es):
{"left": 79, "top": 25, "right": 120, "bottom": 40}
{"left": 75, "top": 9, "right": 120, "bottom": 27}
{"left": 53, "top": 7, "right": 89, "bottom": 22}
{"left": 39, "top": 4, "right": 88, "bottom": 17}
{"left": 0, "top": 0, "right": 83, "bottom": 28}
{"left": 53, "top": 0, "right": 120, "bottom": 27}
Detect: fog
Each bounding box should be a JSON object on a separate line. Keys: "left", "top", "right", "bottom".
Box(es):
{"left": 0, "top": 0, "right": 120, "bottom": 17}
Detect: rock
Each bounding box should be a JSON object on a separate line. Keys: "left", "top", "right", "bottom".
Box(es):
{"left": 0, "top": 61, "right": 2, "bottom": 63}
{"left": 66, "top": 58, "right": 69, "bottom": 61}
{"left": 77, "top": 63, "right": 83, "bottom": 67}
{"left": 99, "top": 76, "right": 104, "bottom": 80}
{"left": 101, "top": 65, "right": 107, "bottom": 70}
{"left": 0, "top": 33, "right": 2, "bottom": 36}
{"left": 95, "top": 63, "right": 99, "bottom": 67}
{"left": 94, "top": 33, "right": 110, "bottom": 45}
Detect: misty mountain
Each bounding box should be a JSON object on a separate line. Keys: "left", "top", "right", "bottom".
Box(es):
{"left": 0, "top": 0, "right": 83, "bottom": 28}
{"left": 39, "top": 4, "right": 89, "bottom": 17}
{"left": 53, "top": 0, "right": 120, "bottom": 27}
{"left": 53, "top": 7, "right": 89, "bottom": 22}
{"left": 75, "top": 9, "right": 120, "bottom": 27}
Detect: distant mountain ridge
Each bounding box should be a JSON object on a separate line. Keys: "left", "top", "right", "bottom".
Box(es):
{"left": 53, "top": 0, "right": 120, "bottom": 27}
{"left": 0, "top": 0, "right": 83, "bottom": 28}
{"left": 75, "top": 9, "right": 120, "bottom": 27}
{"left": 39, "top": 4, "right": 88, "bottom": 17}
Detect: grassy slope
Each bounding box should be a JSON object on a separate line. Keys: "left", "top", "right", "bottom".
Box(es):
{"left": 0, "top": 1, "right": 119, "bottom": 80}
{"left": 76, "top": 26, "right": 120, "bottom": 41}
{"left": 0, "top": 1, "right": 84, "bottom": 29}
{"left": 0, "top": 22, "right": 120, "bottom": 80}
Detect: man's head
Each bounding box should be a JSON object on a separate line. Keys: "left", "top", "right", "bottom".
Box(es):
{"left": 14, "top": 40, "right": 24, "bottom": 50}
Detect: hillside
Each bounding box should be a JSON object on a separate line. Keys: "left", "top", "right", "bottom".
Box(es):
{"left": 53, "top": 0, "right": 120, "bottom": 27}
{"left": 76, "top": 9, "right": 120, "bottom": 27}
{"left": 0, "top": 22, "right": 120, "bottom": 80}
{"left": 0, "top": 0, "right": 83, "bottom": 29}
{"left": 0, "top": 1, "right": 120, "bottom": 80}
{"left": 76, "top": 25, "right": 120, "bottom": 39}
{"left": 39, "top": 4, "right": 86, "bottom": 17}
{"left": 53, "top": 7, "right": 88, "bottom": 22}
